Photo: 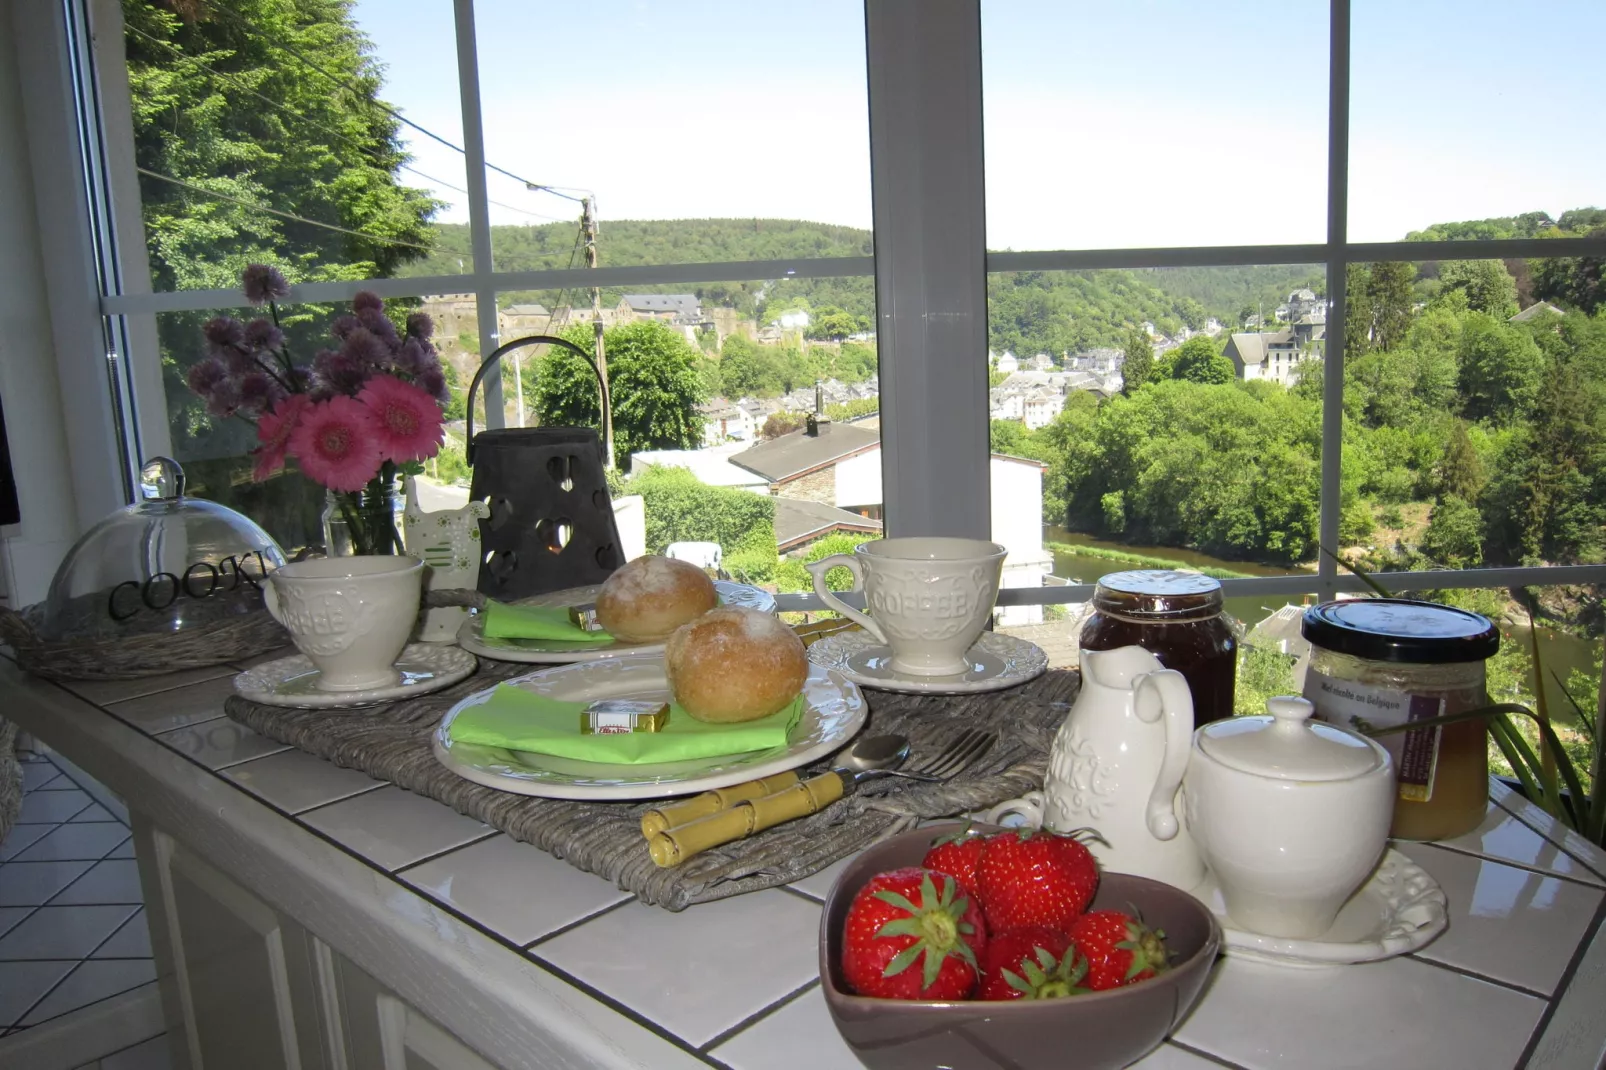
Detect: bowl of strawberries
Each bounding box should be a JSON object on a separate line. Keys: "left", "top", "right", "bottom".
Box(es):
{"left": 819, "top": 822, "right": 1222, "bottom": 1070}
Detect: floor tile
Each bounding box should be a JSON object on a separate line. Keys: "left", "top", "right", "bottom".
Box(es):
{"left": 400, "top": 835, "right": 631, "bottom": 946}
{"left": 537, "top": 890, "right": 821, "bottom": 1048}
{"left": 51, "top": 860, "right": 145, "bottom": 906}
{"left": 92, "top": 910, "right": 154, "bottom": 960}
{"left": 1174, "top": 955, "right": 1543, "bottom": 1069}
{"left": 22, "top": 763, "right": 63, "bottom": 791}
{"left": 220, "top": 750, "right": 383, "bottom": 815}
{"left": 787, "top": 852, "right": 855, "bottom": 902}
{"left": 0, "top": 861, "right": 95, "bottom": 906}
{"left": 107, "top": 839, "right": 136, "bottom": 860}
{"left": 1131, "top": 1045, "right": 1237, "bottom": 1069}
{"left": 1490, "top": 781, "right": 1606, "bottom": 881}
{"left": 18, "top": 790, "right": 93, "bottom": 824}
{"left": 20, "top": 960, "right": 157, "bottom": 1025}
{"left": 710, "top": 987, "right": 859, "bottom": 1070}
{"left": 155, "top": 718, "right": 288, "bottom": 770}
{"left": 300, "top": 786, "right": 493, "bottom": 871}
{"left": 0, "top": 904, "right": 140, "bottom": 960}
{"left": 1436, "top": 800, "right": 1606, "bottom": 887}
{"left": 103, "top": 1033, "right": 173, "bottom": 1070}
{"left": 11, "top": 823, "right": 131, "bottom": 863}
{"left": 1398, "top": 842, "right": 1604, "bottom": 995}
{"left": 61, "top": 664, "right": 238, "bottom": 707}
{"left": 104, "top": 675, "right": 238, "bottom": 734}
{"left": 0, "top": 824, "right": 55, "bottom": 861}
{"left": 71, "top": 804, "right": 122, "bottom": 824}
{"left": 0, "top": 959, "right": 77, "bottom": 1028}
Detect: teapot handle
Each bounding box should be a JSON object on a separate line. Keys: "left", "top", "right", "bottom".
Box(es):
{"left": 1133, "top": 669, "right": 1193, "bottom": 842}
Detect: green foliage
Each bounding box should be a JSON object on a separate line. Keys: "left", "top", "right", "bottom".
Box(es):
{"left": 532, "top": 322, "right": 706, "bottom": 466}
{"left": 1236, "top": 646, "right": 1300, "bottom": 717}
{"left": 826, "top": 397, "right": 879, "bottom": 422}
{"left": 1165, "top": 336, "right": 1234, "bottom": 385}
{"left": 1131, "top": 265, "right": 1324, "bottom": 324}
{"left": 627, "top": 466, "right": 775, "bottom": 557}
{"left": 805, "top": 306, "right": 869, "bottom": 341}
{"left": 1455, "top": 313, "right": 1543, "bottom": 424}
{"left": 989, "top": 419, "right": 1029, "bottom": 455}
{"left": 717, "top": 335, "right": 794, "bottom": 398}
{"left": 770, "top": 533, "right": 882, "bottom": 594}
{"left": 1044, "top": 541, "right": 1251, "bottom": 580}
{"left": 1437, "top": 260, "right": 1520, "bottom": 319}
{"left": 1121, "top": 327, "right": 1154, "bottom": 395}
{"left": 761, "top": 412, "right": 807, "bottom": 439}
{"left": 988, "top": 370, "right": 1010, "bottom": 388}
{"left": 1532, "top": 227, "right": 1606, "bottom": 316}
{"left": 1422, "top": 495, "right": 1484, "bottom": 567}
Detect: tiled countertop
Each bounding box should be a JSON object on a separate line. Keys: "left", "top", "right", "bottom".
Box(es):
{"left": 5, "top": 655, "right": 1606, "bottom": 1070}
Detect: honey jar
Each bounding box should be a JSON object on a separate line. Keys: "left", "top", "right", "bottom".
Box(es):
{"left": 1301, "top": 599, "right": 1500, "bottom": 841}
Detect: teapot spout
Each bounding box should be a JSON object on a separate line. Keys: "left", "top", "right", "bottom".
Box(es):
{"left": 1079, "top": 645, "right": 1166, "bottom": 689}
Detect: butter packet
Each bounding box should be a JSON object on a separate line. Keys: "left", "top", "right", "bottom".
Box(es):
{"left": 568, "top": 602, "right": 605, "bottom": 632}
{"left": 581, "top": 700, "right": 670, "bottom": 735}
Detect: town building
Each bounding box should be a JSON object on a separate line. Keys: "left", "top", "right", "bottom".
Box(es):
{"left": 1224, "top": 330, "right": 1312, "bottom": 387}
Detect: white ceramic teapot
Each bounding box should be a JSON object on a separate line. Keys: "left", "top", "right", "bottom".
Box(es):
{"left": 988, "top": 645, "right": 1205, "bottom": 889}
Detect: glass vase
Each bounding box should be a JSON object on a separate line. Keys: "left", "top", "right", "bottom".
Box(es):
{"left": 321, "top": 474, "right": 405, "bottom": 557}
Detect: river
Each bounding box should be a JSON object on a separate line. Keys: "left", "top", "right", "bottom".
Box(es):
{"left": 1043, "top": 527, "right": 1600, "bottom": 721}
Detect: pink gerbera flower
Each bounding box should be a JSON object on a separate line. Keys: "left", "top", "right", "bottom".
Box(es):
{"left": 253, "top": 394, "right": 311, "bottom": 481}
{"left": 287, "top": 395, "right": 382, "bottom": 492}
{"left": 357, "top": 374, "right": 444, "bottom": 463}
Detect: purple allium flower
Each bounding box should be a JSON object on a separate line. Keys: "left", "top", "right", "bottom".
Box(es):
{"left": 244, "top": 318, "right": 284, "bottom": 353}
{"left": 330, "top": 314, "right": 361, "bottom": 340}
{"left": 394, "top": 336, "right": 430, "bottom": 376}
{"left": 204, "top": 379, "right": 241, "bottom": 417}
{"left": 235, "top": 372, "right": 276, "bottom": 414}
{"left": 351, "top": 291, "right": 383, "bottom": 314}
{"left": 287, "top": 366, "right": 314, "bottom": 392}
{"left": 405, "top": 312, "right": 434, "bottom": 341}
{"left": 313, "top": 347, "right": 368, "bottom": 397}
{"left": 339, "top": 327, "right": 390, "bottom": 370}
{"left": 241, "top": 264, "right": 290, "bottom": 306}
{"left": 419, "top": 365, "right": 449, "bottom": 406}
{"left": 202, "top": 316, "right": 245, "bottom": 348}
{"left": 221, "top": 346, "right": 261, "bottom": 377}
{"left": 357, "top": 306, "right": 400, "bottom": 349}
{"left": 186, "top": 357, "right": 229, "bottom": 396}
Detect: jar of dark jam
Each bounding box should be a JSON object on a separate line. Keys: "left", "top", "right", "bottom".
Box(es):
{"left": 1079, "top": 570, "right": 1237, "bottom": 724}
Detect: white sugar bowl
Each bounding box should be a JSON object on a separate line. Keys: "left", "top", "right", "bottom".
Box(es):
{"left": 1184, "top": 695, "right": 1393, "bottom": 939}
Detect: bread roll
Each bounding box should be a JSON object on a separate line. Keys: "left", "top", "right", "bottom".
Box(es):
{"left": 667, "top": 607, "right": 809, "bottom": 723}
{"left": 595, "top": 556, "right": 718, "bottom": 643}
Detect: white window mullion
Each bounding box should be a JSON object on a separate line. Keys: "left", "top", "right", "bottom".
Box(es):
{"left": 1317, "top": 0, "right": 1352, "bottom": 601}
{"left": 864, "top": 0, "right": 990, "bottom": 539}
{"left": 451, "top": 0, "right": 503, "bottom": 429}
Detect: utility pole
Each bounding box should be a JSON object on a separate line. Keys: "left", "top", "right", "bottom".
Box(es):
{"left": 582, "top": 196, "right": 614, "bottom": 469}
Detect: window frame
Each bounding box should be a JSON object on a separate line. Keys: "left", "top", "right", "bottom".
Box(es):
{"left": 36, "top": 0, "right": 1606, "bottom": 612}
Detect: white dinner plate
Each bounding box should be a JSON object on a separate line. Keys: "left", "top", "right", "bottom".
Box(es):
{"left": 431, "top": 653, "right": 866, "bottom": 800}
{"left": 805, "top": 629, "right": 1048, "bottom": 695}
{"left": 1189, "top": 848, "right": 1449, "bottom": 968}
{"left": 455, "top": 580, "right": 777, "bottom": 664}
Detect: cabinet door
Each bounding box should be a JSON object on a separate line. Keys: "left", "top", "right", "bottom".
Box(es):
{"left": 333, "top": 954, "right": 500, "bottom": 1070}
{"left": 150, "top": 833, "right": 331, "bottom": 1070}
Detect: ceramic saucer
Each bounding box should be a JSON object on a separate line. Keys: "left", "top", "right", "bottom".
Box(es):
{"left": 1188, "top": 847, "right": 1448, "bottom": 968}
{"left": 234, "top": 643, "right": 478, "bottom": 709}
{"left": 805, "top": 629, "right": 1048, "bottom": 695}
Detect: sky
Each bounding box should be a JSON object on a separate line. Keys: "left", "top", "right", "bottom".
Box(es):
{"left": 351, "top": 0, "right": 1604, "bottom": 252}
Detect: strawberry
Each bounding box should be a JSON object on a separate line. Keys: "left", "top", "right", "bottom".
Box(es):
{"left": 1068, "top": 909, "right": 1170, "bottom": 990}
{"left": 977, "top": 926, "right": 1090, "bottom": 1001}
{"left": 975, "top": 828, "right": 1100, "bottom": 935}
{"left": 920, "top": 824, "right": 987, "bottom": 900}
{"left": 840, "top": 867, "right": 987, "bottom": 1001}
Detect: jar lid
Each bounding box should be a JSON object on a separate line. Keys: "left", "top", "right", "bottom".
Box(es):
{"left": 1197, "top": 696, "right": 1387, "bottom": 781}
{"left": 1301, "top": 599, "right": 1499, "bottom": 664}
{"left": 1093, "top": 570, "right": 1222, "bottom": 620}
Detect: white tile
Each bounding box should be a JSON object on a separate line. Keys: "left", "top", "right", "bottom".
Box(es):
{"left": 0, "top": 905, "right": 140, "bottom": 960}
{"left": 787, "top": 852, "right": 855, "bottom": 902}
{"left": 538, "top": 890, "right": 822, "bottom": 1048}
{"left": 106, "top": 839, "right": 136, "bottom": 860}
{"left": 1398, "top": 842, "right": 1604, "bottom": 995}
{"left": 154, "top": 718, "right": 288, "bottom": 770}
{"left": 1130, "top": 1045, "right": 1234, "bottom": 1069}
{"left": 0, "top": 824, "right": 54, "bottom": 861}
{"left": 1437, "top": 800, "right": 1606, "bottom": 887}
{"left": 710, "top": 987, "right": 858, "bottom": 1070}
{"left": 0, "top": 959, "right": 77, "bottom": 1028}
{"left": 1174, "top": 955, "right": 1543, "bottom": 1069}
{"left": 11, "top": 823, "right": 130, "bottom": 862}
{"left": 71, "top": 803, "right": 123, "bottom": 824}
{"left": 60, "top": 664, "right": 238, "bottom": 707}
{"left": 1490, "top": 781, "right": 1606, "bottom": 881}
{"left": 0, "top": 861, "right": 95, "bottom": 906}
{"left": 20, "top": 961, "right": 157, "bottom": 1025}
{"left": 51, "top": 860, "right": 145, "bottom": 906}
{"left": 400, "top": 835, "right": 630, "bottom": 946}
{"left": 105, "top": 675, "right": 238, "bottom": 734}
{"left": 18, "top": 790, "right": 92, "bottom": 824}
{"left": 0, "top": 907, "right": 32, "bottom": 938}
{"left": 92, "top": 910, "right": 154, "bottom": 960}
{"left": 300, "top": 786, "right": 493, "bottom": 871}
{"left": 22, "top": 763, "right": 63, "bottom": 791}
{"left": 103, "top": 1033, "right": 172, "bottom": 1070}
{"left": 221, "top": 750, "right": 383, "bottom": 814}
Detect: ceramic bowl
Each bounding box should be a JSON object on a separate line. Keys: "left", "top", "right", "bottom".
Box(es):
{"left": 819, "top": 824, "right": 1222, "bottom": 1070}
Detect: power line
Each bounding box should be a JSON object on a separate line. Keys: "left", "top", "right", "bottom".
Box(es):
{"left": 134, "top": 166, "right": 433, "bottom": 252}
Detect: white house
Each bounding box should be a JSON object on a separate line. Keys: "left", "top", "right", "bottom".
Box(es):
{"left": 697, "top": 397, "right": 757, "bottom": 446}
{"left": 1021, "top": 389, "right": 1064, "bottom": 430}
{"left": 777, "top": 309, "right": 811, "bottom": 331}
{"left": 995, "top": 350, "right": 1019, "bottom": 373}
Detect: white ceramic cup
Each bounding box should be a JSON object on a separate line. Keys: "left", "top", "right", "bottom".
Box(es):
{"left": 262, "top": 556, "right": 424, "bottom": 692}
{"left": 806, "top": 537, "right": 1007, "bottom": 676}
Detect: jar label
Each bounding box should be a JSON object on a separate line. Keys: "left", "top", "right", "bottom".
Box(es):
{"left": 1303, "top": 673, "right": 1446, "bottom": 802}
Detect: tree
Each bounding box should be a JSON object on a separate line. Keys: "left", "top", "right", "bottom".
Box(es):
{"left": 1366, "top": 261, "right": 1415, "bottom": 351}
{"left": 805, "top": 307, "right": 865, "bottom": 342}
{"left": 990, "top": 419, "right": 1029, "bottom": 454}
{"left": 1532, "top": 227, "right": 1606, "bottom": 315}
{"left": 1121, "top": 326, "right": 1154, "bottom": 395}
{"left": 1436, "top": 420, "right": 1485, "bottom": 501}
{"left": 1456, "top": 313, "right": 1543, "bottom": 424}
{"left": 533, "top": 321, "right": 705, "bottom": 466}
{"left": 717, "top": 336, "right": 783, "bottom": 398}
{"left": 628, "top": 465, "right": 775, "bottom": 557}
{"left": 1167, "top": 336, "right": 1234, "bottom": 385}
{"left": 1438, "top": 260, "right": 1519, "bottom": 319}
{"left": 1423, "top": 496, "right": 1484, "bottom": 568}
{"left": 1344, "top": 263, "right": 1375, "bottom": 358}
{"left": 761, "top": 412, "right": 806, "bottom": 439}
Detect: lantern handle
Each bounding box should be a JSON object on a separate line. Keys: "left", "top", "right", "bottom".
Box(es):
{"left": 464, "top": 334, "right": 611, "bottom": 465}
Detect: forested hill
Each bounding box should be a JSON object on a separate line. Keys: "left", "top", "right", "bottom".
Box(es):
{"left": 398, "top": 219, "right": 1321, "bottom": 353}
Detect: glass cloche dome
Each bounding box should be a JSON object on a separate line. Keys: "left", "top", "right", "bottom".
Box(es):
{"left": 38, "top": 457, "right": 287, "bottom": 642}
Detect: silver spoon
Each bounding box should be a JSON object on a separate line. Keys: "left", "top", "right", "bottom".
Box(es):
{"left": 833, "top": 733, "right": 937, "bottom": 791}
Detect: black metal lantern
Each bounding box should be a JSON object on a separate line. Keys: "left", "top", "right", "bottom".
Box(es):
{"left": 463, "top": 335, "right": 625, "bottom": 600}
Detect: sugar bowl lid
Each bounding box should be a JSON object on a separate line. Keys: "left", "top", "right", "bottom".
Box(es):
{"left": 1197, "top": 696, "right": 1388, "bottom": 781}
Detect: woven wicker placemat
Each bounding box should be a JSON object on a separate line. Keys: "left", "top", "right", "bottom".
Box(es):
{"left": 225, "top": 660, "right": 1077, "bottom": 910}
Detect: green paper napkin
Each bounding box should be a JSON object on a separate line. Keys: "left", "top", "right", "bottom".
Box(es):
{"left": 447, "top": 686, "right": 804, "bottom": 764}
{"left": 481, "top": 601, "right": 614, "bottom": 643}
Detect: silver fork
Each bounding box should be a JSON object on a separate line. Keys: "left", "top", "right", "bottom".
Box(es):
{"left": 881, "top": 727, "right": 998, "bottom": 783}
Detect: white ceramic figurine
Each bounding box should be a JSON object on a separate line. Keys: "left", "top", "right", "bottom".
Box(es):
{"left": 402, "top": 476, "right": 489, "bottom": 642}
